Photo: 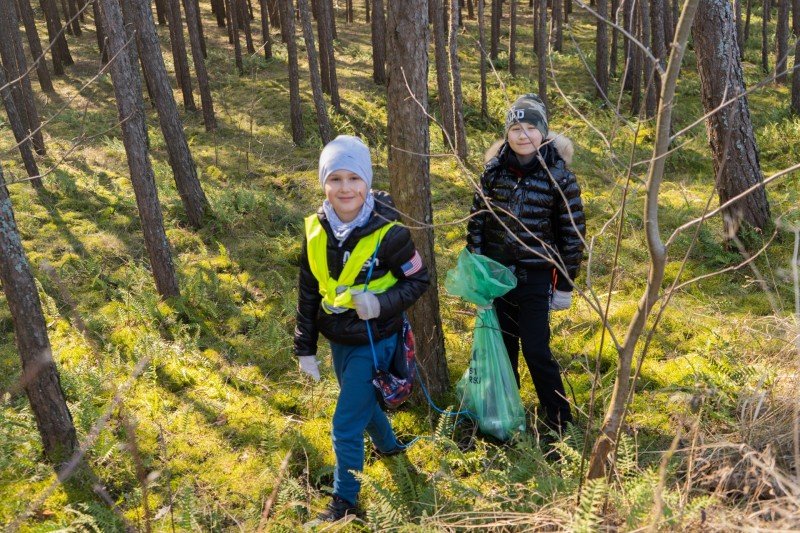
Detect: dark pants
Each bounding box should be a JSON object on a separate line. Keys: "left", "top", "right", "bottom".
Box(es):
{"left": 494, "top": 269, "right": 572, "bottom": 431}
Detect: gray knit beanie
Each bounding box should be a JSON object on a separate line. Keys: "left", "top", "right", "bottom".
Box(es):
{"left": 504, "top": 93, "right": 549, "bottom": 138}
{"left": 318, "top": 135, "right": 373, "bottom": 189}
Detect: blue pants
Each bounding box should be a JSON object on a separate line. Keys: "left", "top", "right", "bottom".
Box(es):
{"left": 330, "top": 334, "right": 399, "bottom": 505}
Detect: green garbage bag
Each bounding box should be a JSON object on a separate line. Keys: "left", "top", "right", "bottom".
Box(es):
{"left": 445, "top": 248, "right": 526, "bottom": 441}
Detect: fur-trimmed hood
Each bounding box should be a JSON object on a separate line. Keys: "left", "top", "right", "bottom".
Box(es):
{"left": 484, "top": 133, "right": 574, "bottom": 166}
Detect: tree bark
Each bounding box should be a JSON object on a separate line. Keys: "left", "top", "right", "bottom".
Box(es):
{"left": 432, "top": 0, "right": 455, "bottom": 145}
{"left": 490, "top": 0, "right": 500, "bottom": 60}
{"left": 792, "top": 0, "right": 800, "bottom": 114}
{"left": 316, "top": 0, "right": 340, "bottom": 109}
{"left": 40, "top": 0, "right": 73, "bottom": 68}
{"left": 744, "top": 0, "right": 752, "bottom": 41}
{"left": 92, "top": 0, "right": 108, "bottom": 63}
{"left": 16, "top": 0, "right": 55, "bottom": 93}
{"left": 127, "top": 0, "right": 211, "bottom": 229}
{"left": 259, "top": 0, "right": 273, "bottom": 59}
{"left": 509, "top": 0, "right": 517, "bottom": 75}
{"left": 165, "top": 0, "right": 196, "bottom": 109}
{"left": 467, "top": 0, "right": 474, "bottom": 18}
{"left": 0, "top": 69, "right": 43, "bottom": 189}
{"left": 192, "top": 0, "right": 208, "bottom": 59}
{"left": 663, "top": 0, "right": 674, "bottom": 45}
{"left": 537, "top": 0, "right": 547, "bottom": 106}
{"left": 733, "top": 0, "right": 743, "bottom": 58}
{"left": 155, "top": 0, "right": 168, "bottom": 24}
{"left": 67, "top": 0, "right": 82, "bottom": 35}
{"left": 239, "top": 0, "right": 256, "bottom": 53}
{"left": 596, "top": 0, "right": 609, "bottom": 98}
{"left": 478, "top": 0, "right": 487, "bottom": 117}
{"left": 365, "top": 0, "right": 370, "bottom": 22}
{"left": 280, "top": 0, "right": 305, "bottom": 144}
{"left": 450, "top": 0, "right": 467, "bottom": 159}
{"left": 297, "top": 0, "right": 332, "bottom": 143}
{"left": 641, "top": 0, "right": 656, "bottom": 117}
{"left": 775, "top": 0, "right": 789, "bottom": 83}
{"left": 610, "top": 0, "right": 618, "bottom": 76}
{"left": 0, "top": 2, "right": 46, "bottom": 155}
{"left": 370, "top": 0, "right": 386, "bottom": 84}
{"left": 622, "top": 0, "right": 635, "bottom": 90}
{"left": 693, "top": 0, "right": 771, "bottom": 235}
{"left": 268, "top": 0, "right": 280, "bottom": 28}
{"left": 386, "top": 0, "right": 449, "bottom": 398}
{"left": 98, "top": 0, "right": 181, "bottom": 298}
{"left": 0, "top": 165, "right": 79, "bottom": 468}
{"left": 183, "top": 0, "right": 216, "bottom": 130}
{"left": 226, "top": 0, "right": 244, "bottom": 73}
{"left": 650, "top": 0, "right": 666, "bottom": 114}
{"left": 629, "top": 1, "right": 642, "bottom": 113}
{"left": 761, "top": 0, "right": 769, "bottom": 73}
{"left": 553, "top": 0, "right": 563, "bottom": 51}
{"left": 212, "top": 0, "right": 226, "bottom": 26}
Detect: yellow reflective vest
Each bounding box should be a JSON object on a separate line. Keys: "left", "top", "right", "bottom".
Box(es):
{"left": 304, "top": 214, "right": 398, "bottom": 313}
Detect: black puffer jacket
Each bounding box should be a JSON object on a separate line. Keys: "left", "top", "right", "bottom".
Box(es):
{"left": 294, "top": 191, "right": 430, "bottom": 357}
{"left": 466, "top": 135, "right": 586, "bottom": 291}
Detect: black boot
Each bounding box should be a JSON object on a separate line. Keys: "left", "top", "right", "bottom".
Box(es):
{"left": 316, "top": 495, "right": 358, "bottom": 522}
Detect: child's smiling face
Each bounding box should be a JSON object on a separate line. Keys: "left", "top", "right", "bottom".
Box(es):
{"left": 324, "top": 170, "right": 368, "bottom": 222}
{"left": 507, "top": 123, "right": 543, "bottom": 159}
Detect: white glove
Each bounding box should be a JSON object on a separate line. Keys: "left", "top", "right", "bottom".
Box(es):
{"left": 351, "top": 290, "right": 381, "bottom": 321}
{"left": 550, "top": 289, "right": 573, "bottom": 311}
{"left": 298, "top": 355, "right": 321, "bottom": 381}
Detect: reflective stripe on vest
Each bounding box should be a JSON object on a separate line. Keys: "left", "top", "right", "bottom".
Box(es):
{"left": 304, "top": 214, "right": 398, "bottom": 313}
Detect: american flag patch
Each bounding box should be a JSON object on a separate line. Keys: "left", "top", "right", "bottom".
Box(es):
{"left": 401, "top": 250, "right": 423, "bottom": 276}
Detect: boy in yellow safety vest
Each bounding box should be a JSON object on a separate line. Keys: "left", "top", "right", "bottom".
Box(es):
{"left": 294, "top": 135, "right": 430, "bottom": 522}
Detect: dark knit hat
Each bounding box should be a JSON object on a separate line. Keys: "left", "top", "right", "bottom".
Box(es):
{"left": 504, "top": 93, "right": 549, "bottom": 138}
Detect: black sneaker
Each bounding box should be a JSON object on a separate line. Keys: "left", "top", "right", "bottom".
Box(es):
{"left": 316, "top": 495, "right": 358, "bottom": 522}
{"left": 374, "top": 442, "right": 407, "bottom": 458}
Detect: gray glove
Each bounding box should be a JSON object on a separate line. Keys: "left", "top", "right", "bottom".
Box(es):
{"left": 550, "top": 289, "right": 573, "bottom": 311}
{"left": 298, "top": 355, "right": 321, "bottom": 381}
{"left": 351, "top": 289, "right": 381, "bottom": 320}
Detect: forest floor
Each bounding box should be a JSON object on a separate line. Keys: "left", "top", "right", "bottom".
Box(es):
{"left": 1, "top": 2, "right": 799, "bottom": 531}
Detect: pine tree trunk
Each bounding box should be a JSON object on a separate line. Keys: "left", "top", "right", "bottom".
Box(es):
{"left": 317, "top": 0, "right": 340, "bottom": 109}
{"left": 0, "top": 69, "right": 43, "bottom": 189}
{"left": 98, "top": 0, "right": 181, "bottom": 297}
{"left": 297, "top": 0, "right": 332, "bottom": 143}
{"left": 509, "top": 0, "right": 517, "bottom": 75}
{"left": 212, "top": 0, "right": 226, "bottom": 26}
{"left": 0, "top": 165, "right": 79, "bottom": 468}
{"left": 490, "top": 0, "right": 500, "bottom": 60}
{"left": 259, "top": 0, "right": 273, "bottom": 59}
{"left": 630, "top": 0, "right": 642, "bottom": 113}
{"left": 155, "top": 0, "right": 168, "bottom": 24}
{"left": 227, "top": 0, "right": 244, "bottom": 73}
{"left": 365, "top": 0, "right": 370, "bottom": 22}
{"left": 450, "top": 0, "right": 467, "bottom": 159}
{"left": 693, "top": 0, "right": 771, "bottom": 234}
{"left": 734, "top": 0, "right": 743, "bottom": 58}
{"left": 596, "top": 0, "right": 609, "bottom": 98}
{"left": 386, "top": 0, "right": 450, "bottom": 398}
{"left": 610, "top": 0, "right": 619, "bottom": 76}
{"left": 182, "top": 0, "right": 215, "bottom": 130}
{"left": 315, "top": 0, "right": 329, "bottom": 91}
{"left": 0, "top": 3, "right": 46, "bottom": 155}
{"left": 744, "top": 0, "right": 752, "bottom": 41}
{"left": 623, "top": 0, "right": 635, "bottom": 90}
{"left": 269, "top": 0, "right": 280, "bottom": 28}
{"left": 554, "top": 0, "right": 563, "bottom": 51}
{"left": 775, "top": 0, "right": 789, "bottom": 83}
{"left": 39, "top": 0, "right": 68, "bottom": 73}
{"left": 193, "top": 0, "right": 208, "bottom": 59}
{"left": 67, "top": 0, "right": 82, "bottom": 35}
{"left": 432, "top": 0, "right": 455, "bottom": 145}
{"left": 467, "top": 0, "right": 474, "bottom": 18}
{"left": 280, "top": 0, "right": 305, "bottom": 144}
{"left": 239, "top": 0, "right": 256, "bottom": 53}
{"left": 16, "top": 0, "right": 55, "bottom": 93}
{"left": 761, "top": 0, "right": 769, "bottom": 72}
{"left": 370, "top": 0, "right": 386, "bottom": 84}
{"left": 166, "top": 0, "right": 197, "bottom": 108}
{"left": 129, "top": 0, "right": 210, "bottom": 229}
{"left": 92, "top": 0, "right": 108, "bottom": 63}
{"left": 641, "top": 0, "right": 656, "bottom": 117}
{"left": 651, "top": 0, "right": 666, "bottom": 111}
{"left": 663, "top": 0, "right": 674, "bottom": 45}
{"left": 791, "top": 0, "right": 800, "bottom": 113}
{"left": 478, "top": 0, "right": 487, "bottom": 117}
{"left": 538, "top": 0, "right": 547, "bottom": 106}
